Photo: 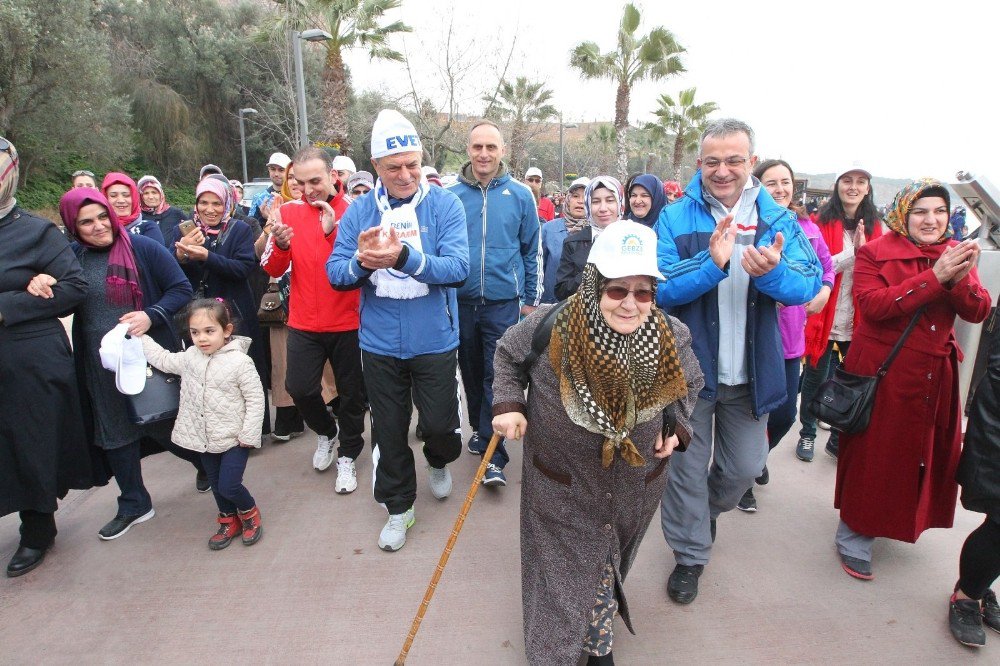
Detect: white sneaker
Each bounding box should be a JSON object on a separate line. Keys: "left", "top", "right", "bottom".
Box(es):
{"left": 313, "top": 435, "right": 336, "bottom": 471}
{"left": 378, "top": 507, "right": 415, "bottom": 552}
{"left": 428, "top": 465, "right": 452, "bottom": 500}
{"left": 335, "top": 456, "right": 357, "bottom": 494}
{"left": 817, "top": 420, "right": 832, "bottom": 431}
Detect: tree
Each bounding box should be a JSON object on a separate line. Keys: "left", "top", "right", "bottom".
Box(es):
{"left": 569, "top": 3, "right": 685, "bottom": 180}
{"left": 277, "top": 0, "right": 411, "bottom": 152}
{"left": 0, "top": 1, "right": 132, "bottom": 183}
{"left": 484, "top": 77, "right": 557, "bottom": 176}
{"left": 646, "top": 87, "right": 718, "bottom": 180}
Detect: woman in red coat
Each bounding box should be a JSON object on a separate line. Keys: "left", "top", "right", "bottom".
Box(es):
{"left": 833, "top": 179, "right": 991, "bottom": 580}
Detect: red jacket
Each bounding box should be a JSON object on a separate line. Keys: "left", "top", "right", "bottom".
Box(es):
{"left": 261, "top": 193, "right": 359, "bottom": 333}
{"left": 537, "top": 197, "right": 555, "bottom": 222}
{"left": 803, "top": 218, "right": 883, "bottom": 365}
{"left": 834, "top": 233, "right": 991, "bottom": 542}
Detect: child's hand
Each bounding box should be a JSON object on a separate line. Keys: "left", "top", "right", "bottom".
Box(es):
{"left": 238, "top": 441, "right": 254, "bottom": 448}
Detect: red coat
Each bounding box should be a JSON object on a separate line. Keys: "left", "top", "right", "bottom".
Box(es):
{"left": 834, "top": 233, "right": 991, "bottom": 542}
{"left": 537, "top": 197, "right": 555, "bottom": 222}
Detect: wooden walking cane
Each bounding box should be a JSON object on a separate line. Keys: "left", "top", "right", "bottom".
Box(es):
{"left": 393, "top": 432, "right": 503, "bottom": 665}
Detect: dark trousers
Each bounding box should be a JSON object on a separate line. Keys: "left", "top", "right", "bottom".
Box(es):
{"left": 105, "top": 439, "right": 202, "bottom": 516}
{"left": 19, "top": 510, "right": 56, "bottom": 550}
{"left": 363, "top": 349, "right": 462, "bottom": 515}
{"left": 285, "top": 327, "right": 365, "bottom": 460}
{"left": 457, "top": 299, "right": 519, "bottom": 468}
{"left": 201, "top": 447, "right": 255, "bottom": 514}
{"left": 767, "top": 357, "right": 802, "bottom": 450}
{"left": 799, "top": 340, "right": 851, "bottom": 442}
{"left": 958, "top": 514, "right": 1000, "bottom": 600}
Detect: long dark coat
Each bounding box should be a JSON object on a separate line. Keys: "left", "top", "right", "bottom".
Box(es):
{"left": 835, "top": 233, "right": 991, "bottom": 541}
{"left": 957, "top": 293, "right": 1000, "bottom": 516}
{"left": 0, "top": 208, "right": 92, "bottom": 515}
{"left": 492, "top": 305, "right": 703, "bottom": 665}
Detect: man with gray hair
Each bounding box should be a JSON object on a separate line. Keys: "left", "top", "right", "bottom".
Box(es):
{"left": 654, "top": 118, "right": 822, "bottom": 604}
{"left": 327, "top": 110, "right": 469, "bottom": 552}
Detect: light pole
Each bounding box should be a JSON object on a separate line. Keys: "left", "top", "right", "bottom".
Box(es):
{"left": 238, "top": 108, "right": 257, "bottom": 183}
{"left": 293, "top": 28, "right": 333, "bottom": 148}
{"left": 559, "top": 114, "right": 578, "bottom": 189}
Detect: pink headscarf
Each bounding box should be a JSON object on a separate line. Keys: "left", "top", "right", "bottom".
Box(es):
{"left": 101, "top": 172, "right": 142, "bottom": 224}
{"left": 137, "top": 175, "right": 170, "bottom": 215}
{"left": 59, "top": 187, "right": 143, "bottom": 310}
{"left": 194, "top": 177, "right": 233, "bottom": 235}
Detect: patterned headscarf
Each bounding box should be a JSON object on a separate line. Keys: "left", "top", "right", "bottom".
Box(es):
{"left": 280, "top": 163, "right": 301, "bottom": 202}
{"left": 137, "top": 175, "right": 170, "bottom": 215}
{"left": 584, "top": 176, "right": 624, "bottom": 228}
{"left": 0, "top": 137, "right": 19, "bottom": 219}
{"left": 194, "top": 177, "right": 234, "bottom": 235}
{"left": 548, "top": 263, "right": 688, "bottom": 468}
{"left": 885, "top": 178, "right": 953, "bottom": 246}
{"left": 59, "top": 187, "right": 144, "bottom": 310}
{"left": 101, "top": 172, "right": 142, "bottom": 224}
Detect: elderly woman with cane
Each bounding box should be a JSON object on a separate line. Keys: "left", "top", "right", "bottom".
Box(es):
{"left": 491, "top": 222, "right": 703, "bottom": 665}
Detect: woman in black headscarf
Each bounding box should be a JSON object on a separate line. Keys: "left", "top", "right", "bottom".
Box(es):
{"left": 625, "top": 174, "right": 667, "bottom": 227}
{"left": 0, "top": 137, "right": 92, "bottom": 576}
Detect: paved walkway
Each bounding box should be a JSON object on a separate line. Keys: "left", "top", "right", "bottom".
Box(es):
{"left": 1, "top": 419, "right": 996, "bottom": 664}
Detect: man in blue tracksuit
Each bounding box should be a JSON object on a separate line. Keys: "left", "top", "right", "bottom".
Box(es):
{"left": 655, "top": 119, "right": 822, "bottom": 604}
{"left": 448, "top": 120, "right": 542, "bottom": 487}
{"left": 327, "top": 110, "right": 470, "bottom": 552}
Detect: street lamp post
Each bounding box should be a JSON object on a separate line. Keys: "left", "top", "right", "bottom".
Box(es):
{"left": 292, "top": 28, "right": 334, "bottom": 148}
{"left": 238, "top": 108, "right": 257, "bottom": 183}
{"left": 559, "top": 114, "right": 578, "bottom": 189}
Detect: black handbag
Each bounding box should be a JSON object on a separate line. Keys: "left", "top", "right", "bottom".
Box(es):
{"left": 809, "top": 306, "right": 925, "bottom": 434}
{"left": 125, "top": 365, "right": 181, "bottom": 425}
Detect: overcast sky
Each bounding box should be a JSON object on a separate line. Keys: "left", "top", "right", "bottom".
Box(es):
{"left": 339, "top": 0, "right": 995, "bottom": 183}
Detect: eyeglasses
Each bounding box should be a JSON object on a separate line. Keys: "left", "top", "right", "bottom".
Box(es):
{"left": 603, "top": 285, "right": 655, "bottom": 303}
{"left": 525, "top": 177, "right": 542, "bottom": 183}
{"left": 72, "top": 169, "right": 95, "bottom": 178}
{"left": 701, "top": 156, "right": 749, "bottom": 169}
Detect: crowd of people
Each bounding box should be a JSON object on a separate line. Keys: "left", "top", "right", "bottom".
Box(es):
{"left": 1, "top": 112, "right": 997, "bottom": 663}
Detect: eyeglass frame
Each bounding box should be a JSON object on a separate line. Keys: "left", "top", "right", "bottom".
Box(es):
{"left": 602, "top": 284, "right": 656, "bottom": 303}
{"left": 699, "top": 155, "right": 751, "bottom": 170}
{"left": 72, "top": 169, "right": 96, "bottom": 178}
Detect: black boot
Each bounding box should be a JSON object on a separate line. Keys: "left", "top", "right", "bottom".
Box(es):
{"left": 6, "top": 545, "right": 47, "bottom": 577}
{"left": 587, "top": 652, "right": 614, "bottom": 665}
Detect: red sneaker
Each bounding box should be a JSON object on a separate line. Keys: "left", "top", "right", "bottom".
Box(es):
{"left": 238, "top": 506, "right": 263, "bottom": 546}
{"left": 208, "top": 513, "right": 240, "bottom": 550}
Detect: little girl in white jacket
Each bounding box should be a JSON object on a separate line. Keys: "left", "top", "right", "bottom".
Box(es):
{"left": 140, "top": 298, "right": 265, "bottom": 550}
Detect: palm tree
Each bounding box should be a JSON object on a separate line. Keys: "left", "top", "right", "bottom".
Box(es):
{"left": 569, "top": 3, "right": 684, "bottom": 180}
{"left": 646, "top": 87, "right": 718, "bottom": 180}
{"left": 484, "top": 76, "right": 557, "bottom": 177}
{"left": 276, "top": 0, "right": 411, "bottom": 152}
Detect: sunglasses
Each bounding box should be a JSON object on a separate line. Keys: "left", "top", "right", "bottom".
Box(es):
{"left": 603, "top": 285, "right": 655, "bottom": 303}
{"left": 72, "top": 169, "right": 95, "bottom": 178}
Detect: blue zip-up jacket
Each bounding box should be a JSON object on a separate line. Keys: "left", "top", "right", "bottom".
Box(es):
{"left": 447, "top": 162, "right": 542, "bottom": 306}
{"left": 326, "top": 186, "right": 470, "bottom": 359}
{"left": 654, "top": 174, "right": 822, "bottom": 417}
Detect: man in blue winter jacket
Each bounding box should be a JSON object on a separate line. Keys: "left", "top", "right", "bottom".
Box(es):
{"left": 655, "top": 119, "right": 822, "bottom": 604}
{"left": 327, "top": 110, "right": 470, "bottom": 553}
{"left": 447, "top": 120, "right": 542, "bottom": 487}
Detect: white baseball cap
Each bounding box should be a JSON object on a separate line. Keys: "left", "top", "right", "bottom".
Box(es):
{"left": 568, "top": 176, "right": 591, "bottom": 192}
{"left": 267, "top": 152, "right": 291, "bottom": 169}
{"left": 332, "top": 155, "right": 357, "bottom": 173}
{"left": 99, "top": 323, "right": 147, "bottom": 395}
{"left": 587, "top": 221, "right": 664, "bottom": 280}
{"left": 525, "top": 167, "right": 543, "bottom": 179}
{"left": 835, "top": 164, "right": 872, "bottom": 182}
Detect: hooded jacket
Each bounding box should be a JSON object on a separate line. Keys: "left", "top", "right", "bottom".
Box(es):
{"left": 447, "top": 162, "right": 542, "bottom": 306}
{"left": 326, "top": 185, "right": 469, "bottom": 359}
{"left": 654, "top": 174, "right": 823, "bottom": 416}
{"left": 141, "top": 335, "right": 265, "bottom": 453}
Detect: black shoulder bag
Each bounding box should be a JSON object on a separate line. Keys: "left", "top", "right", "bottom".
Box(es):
{"left": 809, "top": 306, "right": 926, "bottom": 434}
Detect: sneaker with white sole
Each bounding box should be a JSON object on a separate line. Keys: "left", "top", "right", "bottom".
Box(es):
{"left": 98, "top": 508, "right": 156, "bottom": 541}
{"left": 378, "top": 507, "right": 415, "bottom": 552}
{"left": 313, "top": 435, "right": 336, "bottom": 471}
{"left": 428, "top": 465, "right": 452, "bottom": 500}
{"left": 334, "top": 456, "right": 357, "bottom": 494}
{"left": 483, "top": 463, "right": 507, "bottom": 487}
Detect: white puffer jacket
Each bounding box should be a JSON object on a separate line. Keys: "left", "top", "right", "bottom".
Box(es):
{"left": 141, "top": 335, "right": 265, "bottom": 453}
